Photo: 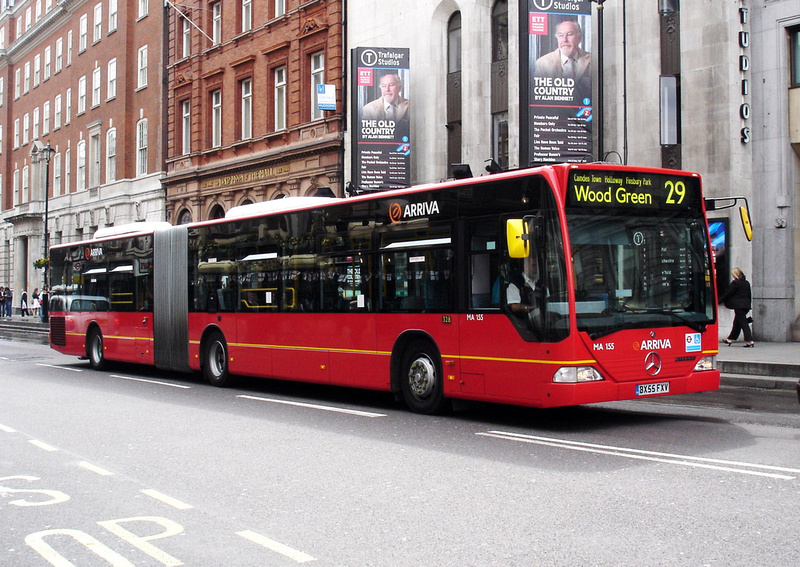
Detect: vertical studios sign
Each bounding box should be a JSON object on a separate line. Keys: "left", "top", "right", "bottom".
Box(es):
{"left": 738, "top": 3, "right": 751, "bottom": 144}
{"left": 524, "top": 0, "right": 594, "bottom": 165}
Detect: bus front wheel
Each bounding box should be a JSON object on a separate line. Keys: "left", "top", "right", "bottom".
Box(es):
{"left": 87, "top": 329, "right": 105, "bottom": 370}
{"left": 204, "top": 332, "right": 231, "bottom": 387}
{"left": 399, "top": 341, "right": 447, "bottom": 414}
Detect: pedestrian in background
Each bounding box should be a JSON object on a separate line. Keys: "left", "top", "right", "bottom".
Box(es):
{"left": 0, "top": 286, "right": 5, "bottom": 318}
{"left": 720, "top": 267, "right": 754, "bottom": 348}
{"left": 4, "top": 287, "right": 12, "bottom": 318}
{"left": 20, "top": 290, "right": 29, "bottom": 318}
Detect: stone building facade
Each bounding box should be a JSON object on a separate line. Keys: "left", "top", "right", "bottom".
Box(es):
{"left": 344, "top": 0, "right": 799, "bottom": 341}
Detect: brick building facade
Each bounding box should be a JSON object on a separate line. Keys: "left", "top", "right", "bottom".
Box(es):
{"left": 0, "top": 0, "right": 165, "bottom": 295}
{"left": 163, "top": 0, "right": 344, "bottom": 225}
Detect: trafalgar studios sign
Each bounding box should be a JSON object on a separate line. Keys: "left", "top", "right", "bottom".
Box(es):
{"left": 524, "top": 0, "right": 594, "bottom": 165}
{"left": 351, "top": 47, "right": 411, "bottom": 191}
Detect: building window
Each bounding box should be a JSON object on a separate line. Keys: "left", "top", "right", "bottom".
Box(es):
{"left": 13, "top": 169, "right": 19, "bottom": 206}
{"left": 54, "top": 94, "right": 62, "bottom": 129}
{"left": 791, "top": 26, "right": 800, "bottom": 88}
{"left": 107, "top": 58, "right": 117, "bottom": 99}
{"left": 136, "top": 119, "right": 148, "bottom": 176}
{"left": 22, "top": 165, "right": 29, "bottom": 203}
{"left": 53, "top": 152, "right": 62, "bottom": 195}
{"left": 109, "top": 0, "right": 118, "bottom": 32}
{"left": 78, "top": 75, "right": 87, "bottom": 114}
{"left": 182, "top": 17, "right": 191, "bottom": 58}
{"left": 177, "top": 209, "right": 193, "bottom": 225}
{"left": 275, "top": 66, "right": 287, "bottom": 131}
{"left": 447, "top": 12, "right": 463, "bottom": 169}
{"left": 491, "top": 0, "right": 509, "bottom": 170}
{"left": 92, "top": 67, "right": 101, "bottom": 107}
{"left": 138, "top": 0, "right": 148, "bottom": 19}
{"left": 34, "top": 54, "right": 41, "bottom": 87}
{"left": 106, "top": 128, "right": 116, "bottom": 182}
{"left": 211, "top": 89, "right": 222, "bottom": 147}
{"left": 23, "top": 113, "right": 29, "bottom": 145}
{"left": 241, "top": 78, "right": 252, "bottom": 139}
{"left": 33, "top": 108, "right": 39, "bottom": 140}
{"left": 79, "top": 14, "right": 88, "bottom": 52}
{"left": 242, "top": 0, "right": 252, "bottom": 33}
{"left": 77, "top": 140, "right": 86, "bottom": 191}
{"left": 137, "top": 45, "right": 148, "bottom": 88}
{"left": 55, "top": 38, "right": 63, "bottom": 73}
{"left": 24, "top": 62, "right": 31, "bottom": 93}
{"left": 310, "top": 52, "right": 324, "bottom": 121}
{"left": 15, "top": 68, "right": 20, "bottom": 99}
{"left": 65, "top": 87, "right": 72, "bottom": 124}
{"left": 0, "top": 77, "right": 4, "bottom": 107}
{"left": 212, "top": 3, "right": 222, "bottom": 45}
{"left": 275, "top": 0, "right": 285, "bottom": 18}
{"left": 65, "top": 148, "right": 71, "bottom": 194}
{"left": 181, "top": 100, "right": 191, "bottom": 154}
{"left": 89, "top": 130, "right": 101, "bottom": 187}
{"left": 44, "top": 47, "right": 52, "bottom": 80}
{"left": 67, "top": 30, "right": 73, "bottom": 65}
{"left": 22, "top": 166, "right": 29, "bottom": 203}
{"left": 93, "top": 3, "right": 102, "bottom": 43}
{"left": 43, "top": 101, "right": 50, "bottom": 134}
{"left": 14, "top": 118, "right": 19, "bottom": 148}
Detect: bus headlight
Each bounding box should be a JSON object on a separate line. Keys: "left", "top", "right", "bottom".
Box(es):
{"left": 694, "top": 355, "right": 716, "bottom": 372}
{"left": 553, "top": 366, "right": 604, "bottom": 383}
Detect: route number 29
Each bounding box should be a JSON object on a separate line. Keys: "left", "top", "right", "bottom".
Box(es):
{"left": 665, "top": 180, "right": 686, "bottom": 205}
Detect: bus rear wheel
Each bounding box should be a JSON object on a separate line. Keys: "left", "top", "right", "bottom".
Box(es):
{"left": 204, "top": 332, "right": 231, "bottom": 387}
{"left": 399, "top": 341, "right": 447, "bottom": 414}
{"left": 87, "top": 329, "right": 106, "bottom": 370}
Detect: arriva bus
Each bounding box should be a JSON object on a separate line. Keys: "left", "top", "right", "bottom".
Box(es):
{"left": 49, "top": 163, "right": 721, "bottom": 413}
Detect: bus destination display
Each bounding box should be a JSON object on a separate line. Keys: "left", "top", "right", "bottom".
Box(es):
{"left": 567, "top": 170, "right": 701, "bottom": 211}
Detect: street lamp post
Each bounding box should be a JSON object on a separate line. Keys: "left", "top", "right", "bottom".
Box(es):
{"left": 32, "top": 141, "right": 55, "bottom": 321}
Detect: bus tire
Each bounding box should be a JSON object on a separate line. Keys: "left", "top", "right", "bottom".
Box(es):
{"left": 204, "top": 331, "right": 231, "bottom": 387}
{"left": 399, "top": 341, "right": 447, "bottom": 414}
{"left": 87, "top": 329, "right": 106, "bottom": 371}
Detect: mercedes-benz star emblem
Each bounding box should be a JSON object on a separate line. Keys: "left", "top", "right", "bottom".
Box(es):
{"left": 644, "top": 352, "right": 662, "bottom": 376}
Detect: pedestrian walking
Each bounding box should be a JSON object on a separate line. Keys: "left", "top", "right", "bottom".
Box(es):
{"left": 720, "top": 267, "right": 754, "bottom": 348}
{"left": 31, "top": 288, "right": 41, "bottom": 317}
{"left": 21, "top": 290, "right": 30, "bottom": 318}
{"left": 0, "top": 286, "right": 5, "bottom": 318}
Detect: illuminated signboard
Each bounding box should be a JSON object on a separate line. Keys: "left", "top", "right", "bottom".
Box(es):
{"left": 566, "top": 170, "right": 702, "bottom": 211}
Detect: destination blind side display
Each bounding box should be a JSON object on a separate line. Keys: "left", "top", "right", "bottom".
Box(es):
{"left": 566, "top": 171, "right": 701, "bottom": 211}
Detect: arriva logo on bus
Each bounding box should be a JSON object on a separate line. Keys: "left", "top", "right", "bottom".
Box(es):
{"left": 389, "top": 201, "right": 441, "bottom": 223}
{"left": 84, "top": 247, "right": 104, "bottom": 260}
{"left": 633, "top": 339, "right": 672, "bottom": 350}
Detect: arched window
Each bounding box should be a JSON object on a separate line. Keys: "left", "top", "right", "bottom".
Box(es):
{"left": 177, "top": 209, "right": 192, "bottom": 225}
{"left": 209, "top": 204, "right": 225, "bottom": 219}
{"left": 446, "top": 12, "right": 462, "bottom": 172}
{"left": 491, "top": 0, "right": 509, "bottom": 170}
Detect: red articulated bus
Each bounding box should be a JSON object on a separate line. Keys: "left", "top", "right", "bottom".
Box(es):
{"left": 48, "top": 163, "right": 720, "bottom": 413}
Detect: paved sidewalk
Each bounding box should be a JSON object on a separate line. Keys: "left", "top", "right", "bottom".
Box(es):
{"left": 715, "top": 340, "right": 798, "bottom": 366}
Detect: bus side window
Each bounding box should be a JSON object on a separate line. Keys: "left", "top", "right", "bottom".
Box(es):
{"left": 468, "top": 221, "right": 502, "bottom": 309}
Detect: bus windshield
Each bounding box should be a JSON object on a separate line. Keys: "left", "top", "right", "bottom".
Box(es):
{"left": 563, "top": 168, "right": 715, "bottom": 339}
{"left": 567, "top": 212, "right": 714, "bottom": 339}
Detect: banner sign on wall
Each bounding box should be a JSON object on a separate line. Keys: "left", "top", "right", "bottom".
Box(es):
{"left": 352, "top": 47, "right": 411, "bottom": 191}
{"left": 526, "top": 0, "right": 593, "bottom": 165}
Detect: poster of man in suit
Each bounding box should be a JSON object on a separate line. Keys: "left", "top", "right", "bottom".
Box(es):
{"left": 352, "top": 47, "right": 411, "bottom": 191}
{"left": 526, "top": 1, "right": 593, "bottom": 165}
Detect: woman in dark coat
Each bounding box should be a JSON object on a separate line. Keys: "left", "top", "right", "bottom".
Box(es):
{"left": 719, "top": 267, "right": 754, "bottom": 347}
